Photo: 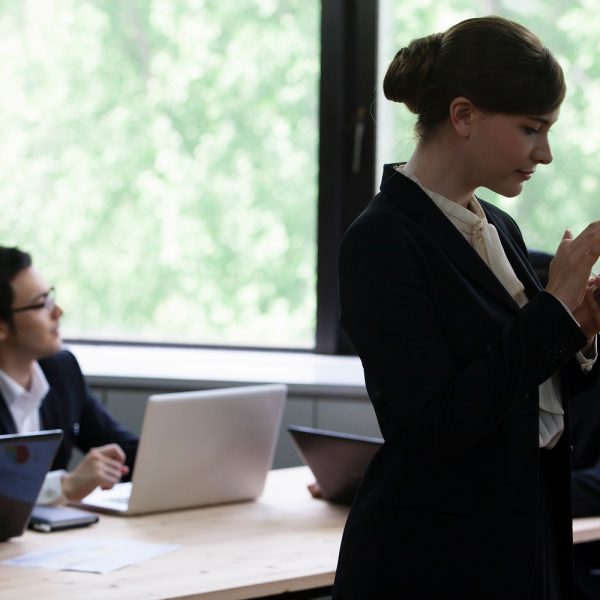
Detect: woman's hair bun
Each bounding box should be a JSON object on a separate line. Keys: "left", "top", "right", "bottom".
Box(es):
{"left": 383, "top": 32, "right": 443, "bottom": 113}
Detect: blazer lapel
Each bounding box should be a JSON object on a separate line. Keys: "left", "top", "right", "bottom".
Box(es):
{"left": 485, "top": 208, "right": 542, "bottom": 300}
{"left": 0, "top": 389, "right": 58, "bottom": 434}
{"left": 379, "top": 166, "right": 521, "bottom": 313}
{"left": 0, "top": 393, "right": 17, "bottom": 433}
{"left": 39, "top": 389, "right": 59, "bottom": 430}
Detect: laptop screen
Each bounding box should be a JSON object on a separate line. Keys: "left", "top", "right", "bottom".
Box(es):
{"left": 76, "top": 384, "right": 287, "bottom": 515}
{"left": 0, "top": 430, "right": 63, "bottom": 540}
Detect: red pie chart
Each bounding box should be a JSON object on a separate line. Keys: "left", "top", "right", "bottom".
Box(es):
{"left": 5, "top": 444, "right": 29, "bottom": 464}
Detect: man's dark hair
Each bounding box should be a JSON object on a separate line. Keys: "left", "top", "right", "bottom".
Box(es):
{"left": 0, "top": 246, "right": 32, "bottom": 323}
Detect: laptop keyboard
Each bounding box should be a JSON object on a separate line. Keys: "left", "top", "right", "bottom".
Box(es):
{"left": 109, "top": 496, "right": 129, "bottom": 504}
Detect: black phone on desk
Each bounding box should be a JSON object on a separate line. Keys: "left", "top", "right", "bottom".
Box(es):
{"left": 28, "top": 505, "right": 99, "bottom": 532}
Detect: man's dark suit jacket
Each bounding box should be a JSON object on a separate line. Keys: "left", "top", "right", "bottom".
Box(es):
{"left": 0, "top": 349, "right": 138, "bottom": 475}
{"left": 332, "top": 165, "right": 593, "bottom": 600}
{"left": 570, "top": 383, "right": 600, "bottom": 599}
{"left": 504, "top": 247, "right": 600, "bottom": 599}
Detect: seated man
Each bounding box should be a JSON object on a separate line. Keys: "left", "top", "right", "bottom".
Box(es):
{"left": 0, "top": 246, "right": 138, "bottom": 504}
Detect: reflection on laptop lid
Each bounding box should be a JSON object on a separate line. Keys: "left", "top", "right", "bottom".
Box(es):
{"left": 76, "top": 384, "right": 287, "bottom": 515}
{"left": 288, "top": 425, "right": 383, "bottom": 505}
{"left": 0, "top": 430, "right": 63, "bottom": 541}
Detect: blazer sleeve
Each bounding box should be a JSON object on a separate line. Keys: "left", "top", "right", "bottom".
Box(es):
{"left": 495, "top": 206, "right": 600, "bottom": 394}
{"left": 76, "top": 373, "right": 139, "bottom": 476}
{"left": 40, "top": 350, "right": 138, "bottom": 477}
{"left": 339, "top": 214, "right": 587, "bottom": 457}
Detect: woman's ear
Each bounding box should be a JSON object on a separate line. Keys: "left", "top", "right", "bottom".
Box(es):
{"left": 449, "top": 97, "right": 476, "bottom": 138}
{"left": 0, "top": 320, "right": 10, "bottom": 342}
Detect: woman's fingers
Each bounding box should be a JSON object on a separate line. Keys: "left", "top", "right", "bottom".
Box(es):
{"left": 546, "top": 223, "right": 600, "bottom": 310}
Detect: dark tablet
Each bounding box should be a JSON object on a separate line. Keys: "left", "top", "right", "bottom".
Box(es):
{"left": 28, "top": 505, "right": 99, "bottom": 532}
{"left": 288, "top": 425, "right": 383, "bottom": 505}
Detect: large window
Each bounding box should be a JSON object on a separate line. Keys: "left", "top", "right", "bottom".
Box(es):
{"left": 377, "top": 2, "right": 600, "bottom": 259}
{"left": 7, "top": 2, "right": 591, "bottom": 354}
{"left": 0, "top": 1, "right": 320, "bottom": 348}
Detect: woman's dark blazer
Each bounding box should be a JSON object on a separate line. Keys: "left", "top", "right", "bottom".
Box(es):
{"left": 0, "top": 349, "right": 138, "bottom": 475}
{"left": 332, "top": 165, "right": 593, "bottom": 600}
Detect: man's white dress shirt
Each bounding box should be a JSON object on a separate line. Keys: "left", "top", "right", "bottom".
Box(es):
{"left": 0, "top": 363, "right": 66, "bottom": 503}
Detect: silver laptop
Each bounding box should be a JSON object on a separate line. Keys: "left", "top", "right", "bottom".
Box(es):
{"left": 74, "top": 384, "right": 286, "bottom": 515}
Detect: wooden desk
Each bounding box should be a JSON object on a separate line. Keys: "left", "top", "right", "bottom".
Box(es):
{"left": 0, "top": 467, "right": 348, "bottom": 600}
{"left": 5, "top": 468, "right": 599, "bottom": 600}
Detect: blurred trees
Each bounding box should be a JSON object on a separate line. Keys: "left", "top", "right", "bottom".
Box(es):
{"left": 6, "top": 0, "right": 590, "bottom": 349}
{"left": 0, "top": 0, "right": 319, "bottom": 347}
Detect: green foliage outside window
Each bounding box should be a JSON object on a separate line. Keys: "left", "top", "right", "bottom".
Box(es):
{"left": 0, "top": 0, "right": 319, "bottom": 348}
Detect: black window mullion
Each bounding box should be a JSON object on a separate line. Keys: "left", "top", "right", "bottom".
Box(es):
{"left": 315, "top": 0, "right": 378, "bottom": 355}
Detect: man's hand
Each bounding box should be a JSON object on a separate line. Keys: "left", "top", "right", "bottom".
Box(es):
{"left": 61, "top": 443, "right": 129, "bottom": 501}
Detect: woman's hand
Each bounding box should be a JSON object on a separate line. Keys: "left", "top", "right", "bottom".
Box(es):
{"left": 546, "top": 225, "right": 600, "bottom": 312}
{"left": 572, "top": 275, "right": 600, "bottom": 341}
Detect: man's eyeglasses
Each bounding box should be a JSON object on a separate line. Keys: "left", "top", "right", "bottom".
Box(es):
{"left": 10, "top": 287, "right": 57, "bottom": 313}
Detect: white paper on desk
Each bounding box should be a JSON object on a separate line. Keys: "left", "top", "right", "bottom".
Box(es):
{"left": 3, "top": 538, "right": 179, "bottom": 574}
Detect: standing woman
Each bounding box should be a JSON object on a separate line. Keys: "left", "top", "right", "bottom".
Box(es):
{"left": 333, "top": 16, "right": 600, "bottom": 600}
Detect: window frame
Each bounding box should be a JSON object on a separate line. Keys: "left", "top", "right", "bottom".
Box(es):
{"left": 65, "top": 0, "right": 379, "bottom": 356}
{"left": 316, "top": 0, "right": 378, "bottom": 354}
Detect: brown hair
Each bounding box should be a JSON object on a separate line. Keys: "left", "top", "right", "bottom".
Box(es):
{"left": 383, "top": 16, "right": 566, "bottom": 140}
{"left": 0, "top": 246, "right": 32, "bottom": 326}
